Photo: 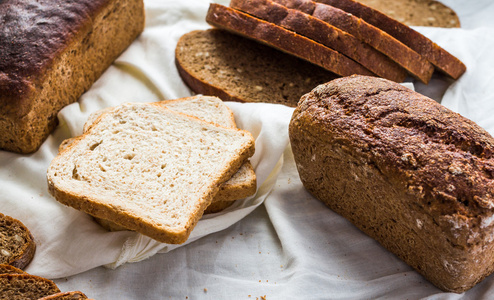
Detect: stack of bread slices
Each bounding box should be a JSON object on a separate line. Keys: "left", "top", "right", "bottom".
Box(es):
{"left": 175, "top": 0, "right": 466, "bottom": 107}
{"left": 0, "top": 212, "right": 88, "bottom": 299}
{"left": 47, "top": 96, "right": 256, "bottom": 244}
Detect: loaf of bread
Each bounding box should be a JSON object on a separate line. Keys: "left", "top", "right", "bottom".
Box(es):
{"left": 47, "top": 102, "right": 255, "bottom": 244}
{"left": 0, "top": 213, "right": 36, "bottom": 270}
{"left": 175, "top": 29, "right": 337, "bottom": 107}
{"left": 0, "top": 0, "right": 145, "bottom": 153}
{"left": 289, "top": 75, "right": 494, "bottom": 292}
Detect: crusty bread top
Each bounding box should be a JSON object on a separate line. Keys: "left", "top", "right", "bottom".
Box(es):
{"left": 47, "top": 102, "right": 255, "bottom": 244}
{"left": 0, "top": 0, "right": 110, "bottom": 117}
{"left": 293, "top": 75, "right": 494, "bottom": 248}
{"left": 0, "top": 213, "right": 36, "bottom": 270}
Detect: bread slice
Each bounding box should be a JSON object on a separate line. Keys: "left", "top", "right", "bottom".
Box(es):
{"left": 61, "top": 96, "right": 257, "bottom": 204}
{"left": 0, "top": 274, "right": 60, "bottom": 299}
{"left": 206, "top": 4, "right": 375, "bottom": 78}
{"left": 47, "top": 102, "right": 255, "bottom": 244}
{"left": 0, "top": 264, "right": 26, "bottom": 275}
{"left": 354, "top": 0, "right": 460, "bottom": 28}
{"left": 0, "top": 213, "right": 36, "bottom": 270}
{"left": 315, "top": 0, "right": 466, "bottom": 79}
{"left": 272, "top": 0, "right": 434, "bottom": 84}
{"left": 230, "top": 0, "right": 407, "bottom": 82}
{"left": 38, "top": 291, "right": 88, "bottom": 300}
{"left": 175, "top": 29, "right": 338, "bottom": 107}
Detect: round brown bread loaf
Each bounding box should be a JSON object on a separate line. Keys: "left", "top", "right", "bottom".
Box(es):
{"left": 0, "top": 274, "right": 60, "bottom": 299}
{"left": 0, "top": 212, "right": 36, "bottom": 270}
{"left": 289, "top": 75, "right": 494, "bottom": 292}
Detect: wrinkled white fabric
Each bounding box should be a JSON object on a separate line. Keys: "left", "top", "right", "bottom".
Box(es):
{"left": 1, "top": 0, "right": 494, "bottom": 298}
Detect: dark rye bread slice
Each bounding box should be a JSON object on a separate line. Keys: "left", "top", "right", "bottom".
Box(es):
{"left": 316, "top": 0, "right": 466, "bottom": 79}
{"left": 230, "top": 0, "right": 407, "bottom": 82}
{"left": 355, "top": 0, "right": 460, "bottom": 28}
{"left": 0, "top": 264, "right": 26, "bottom": 275}
{"left": 0, "top": 213, "right": 36, "bottom": 270}
{"left": 206, "top": 4, "right": 374, "bottom": 78}
{"left": 38, "top": 291, "right": 88, "bottom": 300}
{"left": 272, "top": 0, "right": 434, "bottom": 84}
{"left": 176, "top": 29, "right": 338, "bottom": 107}
{"left": 0, "top": 274, "right": 60, "bottom": 299}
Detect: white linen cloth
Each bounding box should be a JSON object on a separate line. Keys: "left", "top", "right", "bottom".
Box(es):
{"left": 1, "top": 0, "right": 494, "bottom": 298}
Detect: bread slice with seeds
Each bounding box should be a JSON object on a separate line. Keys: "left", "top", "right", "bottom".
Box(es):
{"left": 38, "top": 291, "right": 88, "bottom": 300}
{"left": 0, "top": 274, "right": 60, "bottom": 299}
{"left": 0, "top": 213, "right": 36, "bottom": 270}
{"left": 47, "top": 102, "right": 255, "bottom": 244}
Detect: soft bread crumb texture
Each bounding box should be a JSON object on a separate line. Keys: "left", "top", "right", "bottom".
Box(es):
{"left": 47, "top": 103, "right": 255, "bottom": 243}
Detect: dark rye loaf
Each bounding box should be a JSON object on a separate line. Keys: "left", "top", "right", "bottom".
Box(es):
{"left": 0, "top": 213, "right": 36, "bottom": 270}
{"left": 317, "top": 0, "right": 466, "bottom": 79}
{"left": 0, "top": 0, "right": 144, "bottom": 153}
{"left": 206, "top": 4, "right": 374, "bottom": 78}
{"left": 230, "top": 0, "right": 407, "bottom": 83}
{"left": 289, "top": 75, "right": 494, "bottom": 292}
{"left": 272, "top": 0, "right": 434, "bottom": 84}
{"left": 175, "top": 29, "right": 337, "bottom": 107}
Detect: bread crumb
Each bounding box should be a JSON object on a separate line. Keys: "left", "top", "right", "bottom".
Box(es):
{"left": 261, "top": 296, "right": 267, "bottom": 300}
{"left": 204, "top": 288, "right": 208, "bottom": 292}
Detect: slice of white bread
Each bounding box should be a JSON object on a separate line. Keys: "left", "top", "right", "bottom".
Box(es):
{"left": 0, "top": 213, "right": 36, "bottom": 270}
{"left": 60, "top": 96, "right": 257, "bottom": 204}
{"left": 47, "top": 102, "right": 255, "bottom": 244}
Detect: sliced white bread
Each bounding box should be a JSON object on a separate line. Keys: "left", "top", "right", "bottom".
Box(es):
{"left": 47, "top": 102, "right": 255, "bottom": 244}
{"left": 60, "top": 96, "right": 257, "bottom": 204}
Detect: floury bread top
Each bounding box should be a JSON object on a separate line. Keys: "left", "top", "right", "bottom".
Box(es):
{"left": 0, "top": 0, "right": 110, "bottom": 117}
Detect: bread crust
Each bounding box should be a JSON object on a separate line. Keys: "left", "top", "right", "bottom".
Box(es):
{"left": 230, "top": 0, "right": 407, "bottom": 82}
{"left": 316, "top": 0, "right": 466, "bottom": 79}
{"left": 272, "top": 0, "right": 434, "bottom": 83}
{"left": 289, "top": 75, "right": 494, "bottom": 292}
{"left": 206, "top": 4, "right": 374, "bottom": 78}
{"left": 0, "top": 0, "right": 145, "bottom": 153}
{"left": 0, "top": 274, "right": 60, "bottom": 298}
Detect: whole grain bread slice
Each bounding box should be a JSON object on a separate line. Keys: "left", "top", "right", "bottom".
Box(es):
{"left": 176, "top": 29, "right": 338, "bottom": 107}
{"left": 38, "top": 291, "right": 88, "bottom": 300}
{"left": 230, "top": 0, "right": 407, "bottom": 82}
{"left": 272, "top": 0, "right": 434, "bottom": 83}
{"left": 0, "top": 213, "right": 36, "bottom": 270}
{"left": 354, "top": 0, "right": 460, "bottom": 28}
{"left": 0, "top": 274, "right": 60, "bottom": 299}
{"left": 0, "top": 264, "right": 26, "bottom": 275}
{"left": 316, "top": 0, "right": 466, "bottom": 79}
{"left": 47, "top": 103, "right": 255, "bottom": 244}
{"left": 206, "top": 4, "right": 374, "bottom": 78}
{"left": 61, "top": 96, "right": 257, "bottom": 204}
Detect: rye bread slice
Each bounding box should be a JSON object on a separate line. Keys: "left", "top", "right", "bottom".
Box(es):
{"left": 38, "top": 291, "right": 88, "bottom": 300}
{"left": 316, "top": 0, "right": 466, "bottom": 79}
{"left": 354, "top": 0, "right": 460, "bottom": 28}
{"left": 230, "top": 0, "right": 407, "bottom": 82}
{"left": 175, "top": 29, "right": 337, "bottom": 107}
{"left": 0, "top": 274, "right": 60, "bottom": 300}
{"left": 206, "top": 4, "right": 374, "bottom": 78}
{"left": 0, "top": 264, "right": 26, "bottom": 275}
{"left": 0, "top": 213, "right": 36, "bottom": 270}
{"left": 272, "top": 0, "right": 434, "bottom": 84}
{"left": 47, "top": 103, "right": 255, "bottom": 244}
